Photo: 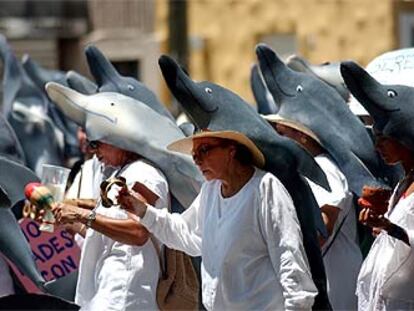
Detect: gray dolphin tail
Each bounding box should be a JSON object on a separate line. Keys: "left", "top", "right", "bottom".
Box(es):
{"left": 44, "top": 270, "right": 78, "bottom": 301}
{"left": 250, "top": 64, "right": 278, "bottom": 114}
{"left": 285, "top": 176, "right": 332, "bottom": 310}
{"left": 282, "top": 140, "right": 331, "bottom": 191}
{"left": 85, "top": 45, "right": 120, "bottom": 87}
{"left": 0, "top": 209, "right": 46, "bottom": 290}
{"left": 159, "top": 55, "right": 213, "bottom": 129}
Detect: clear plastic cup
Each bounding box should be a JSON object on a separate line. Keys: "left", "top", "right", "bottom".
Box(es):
{"left": 41, "top": 164, "right": 70, "bottom": 202}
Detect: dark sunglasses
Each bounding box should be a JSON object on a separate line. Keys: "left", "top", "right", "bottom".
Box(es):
{"left": 88, "top": 140, "right": 101, "bottom": 149}
{"left": 192, "top": 143, "right": 228, "bottom": 162}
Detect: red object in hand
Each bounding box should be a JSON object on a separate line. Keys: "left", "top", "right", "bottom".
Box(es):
{"left": 24, "top": 182, "right": 55, "bottom": 209}
{"left": 24, "top": 182, "right": 42, "bottom": 200}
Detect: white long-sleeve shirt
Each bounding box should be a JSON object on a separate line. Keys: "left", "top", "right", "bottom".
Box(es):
{"left": 141, "top": 168, "right": 317, "bottom": 310}
{"left": 75, "top": 159, "right": 169, "bottom": 311}
{"left": 357, "top": 184, "right": 414, "bottom": 310}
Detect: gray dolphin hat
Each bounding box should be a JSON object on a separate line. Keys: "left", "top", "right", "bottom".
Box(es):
{"left": 341, "top": 61, "right": 414, "bottom": 152}
{"left": 46, "top": 82, "right": 202, "bottom": 208}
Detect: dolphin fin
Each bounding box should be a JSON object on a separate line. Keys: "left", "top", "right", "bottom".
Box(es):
{"left": 44, "top": 270, "right": 78, "bottom": 302}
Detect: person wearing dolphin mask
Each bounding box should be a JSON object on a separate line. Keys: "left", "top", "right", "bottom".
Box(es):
{"left": 119, "top": 129, "right": 318, "bottom": 310}
{"left": 341, "top": 61, "right": 414, "bottom": 310}
{"left": 46, "top": 125, "right": 169, "bottom": 310}
{"left": 264, "top": 115, "right": 362, "bottom": 310}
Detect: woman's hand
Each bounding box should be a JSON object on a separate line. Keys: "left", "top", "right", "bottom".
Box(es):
{"left": 117, "top": 188, "right": 148, "bottom": 218}
{"left": 358, "top": 207, "right": 391, "bottom": 229}
{"left": 52, "top": 203, "right": 89, "bottom": 225}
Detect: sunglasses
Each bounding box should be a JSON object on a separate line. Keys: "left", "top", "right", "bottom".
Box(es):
{"left": 88, "top": 140, "right": 101, "bottom": 149}
{"left": 192, "top": 143, "right": 228, "bottom": 162}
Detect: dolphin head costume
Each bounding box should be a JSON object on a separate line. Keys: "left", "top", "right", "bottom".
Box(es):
{"left": 46, "top": 82, "right": 202, "bottom": 208}
{"left": 158, "top": 54, "right": 332, "bottom": 309}
{"left": 256, "top": 44, "right": 391, "bottom": 194}
{"left": 84, "top": 45, "right": 174, "bottom": 121}
{"left": 0, "top": 34, "right": 64, "bottom": 175}
{"left": 341, "top": 61, "right": 414, "bottom": 152}
{"left": 286, "top": 54, "right": 351, "bottom": 101}
{"left": 22, "top": 54, "right": 81, "bottom": 161}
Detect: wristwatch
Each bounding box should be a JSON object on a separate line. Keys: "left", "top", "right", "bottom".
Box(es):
{"left": 86, "top": 209, "right": 96, "bottom": 228}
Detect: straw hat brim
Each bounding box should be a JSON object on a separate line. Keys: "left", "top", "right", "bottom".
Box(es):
{"left": 167, "top": 130, "right": 265, "bottom": 168}
{"left": 263, "top": 114, "right": 322, "bottom": 145}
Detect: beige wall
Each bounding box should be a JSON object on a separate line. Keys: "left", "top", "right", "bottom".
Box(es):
{"left": 156, "top": 0, "right": 405, "bottom": 103}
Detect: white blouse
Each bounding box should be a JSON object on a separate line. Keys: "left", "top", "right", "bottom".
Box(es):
{"left": 75, "top": 159, "right": 169, "bottom": 311}
{"left": 357, "top": 184, "right": 414, "bottom": 310}
{"left": 141, "top": 168, "right": 317, "bottom": 310}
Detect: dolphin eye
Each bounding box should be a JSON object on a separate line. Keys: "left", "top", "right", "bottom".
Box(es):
{"left": 127, "top": 85, "right": 134, "bottom": 91}
{"left": 205, "top": 87, "right": 213, "bottom": 94}
{"left": 387, "top": 90, "right": 397, "bottom": 98}
{"left": 296, "top": 85, "right": 303, "bottom": 92}
{"left": 110, "top": 103, "right": 115, "bottom": 106}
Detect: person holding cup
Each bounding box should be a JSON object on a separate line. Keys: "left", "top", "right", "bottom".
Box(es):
{"left": 40, "top": 98, "right": 170, "bottom": 310}
{"left": 52, "top": 139, "right": 169, "bottom": 311}
{"left": 341, "top": 61, "right": 414, "bottom": 310}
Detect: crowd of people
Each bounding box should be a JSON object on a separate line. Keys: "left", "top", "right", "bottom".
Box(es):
{"left": 3, "top": 43, "right": 414, "bottom": 311}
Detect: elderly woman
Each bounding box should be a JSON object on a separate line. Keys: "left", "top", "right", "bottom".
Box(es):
{"left": 264, "top": 115, "right": 362, "bottom": 310}
{"left": 118, "top": 130, "right": 317, "bottom": 310}
{"left": 53, "top": 139, "right": 169, "bottom": 311}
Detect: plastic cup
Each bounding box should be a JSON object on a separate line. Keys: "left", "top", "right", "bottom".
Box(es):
{"left": 41, "top": 164, "right": 70, "bottom": 202}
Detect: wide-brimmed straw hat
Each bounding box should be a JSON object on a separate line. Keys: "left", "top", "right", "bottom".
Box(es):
{"left": 263, "top": 114, "right": 322, "bottom": 145}
{"left": 167, "top": 130, "right": 265, "bottom": 168}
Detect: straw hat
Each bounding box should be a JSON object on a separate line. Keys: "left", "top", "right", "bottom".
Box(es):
{"left": 167, "top": 130, "right": 265, "bottom": 168}
{"left": 263, "top": 114, "right": 322, "bottom": 145}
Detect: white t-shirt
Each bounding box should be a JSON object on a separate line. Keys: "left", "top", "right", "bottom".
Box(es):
{"left": 307, "top": 154, "right": 362, "bottom": 310}
{"left": 141, "top": 168, "right": 317, "bottom": 310}
{"left": 357, "top": 185, "right": 414, "bottom": 310}
{"left": 75, "top": 159, "right": 169, "bottom": 311}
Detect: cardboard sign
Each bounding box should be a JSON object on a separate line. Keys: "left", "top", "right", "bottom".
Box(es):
{"left": 366, "top": 48, "right": 414, "bottom": 86}
{"left": 8, "top": 218, "right": 81, "bottom": 293}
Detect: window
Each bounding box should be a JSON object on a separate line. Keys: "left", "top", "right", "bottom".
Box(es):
{"left": 112, "top": 60, "right": 140, "bottom": 80}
